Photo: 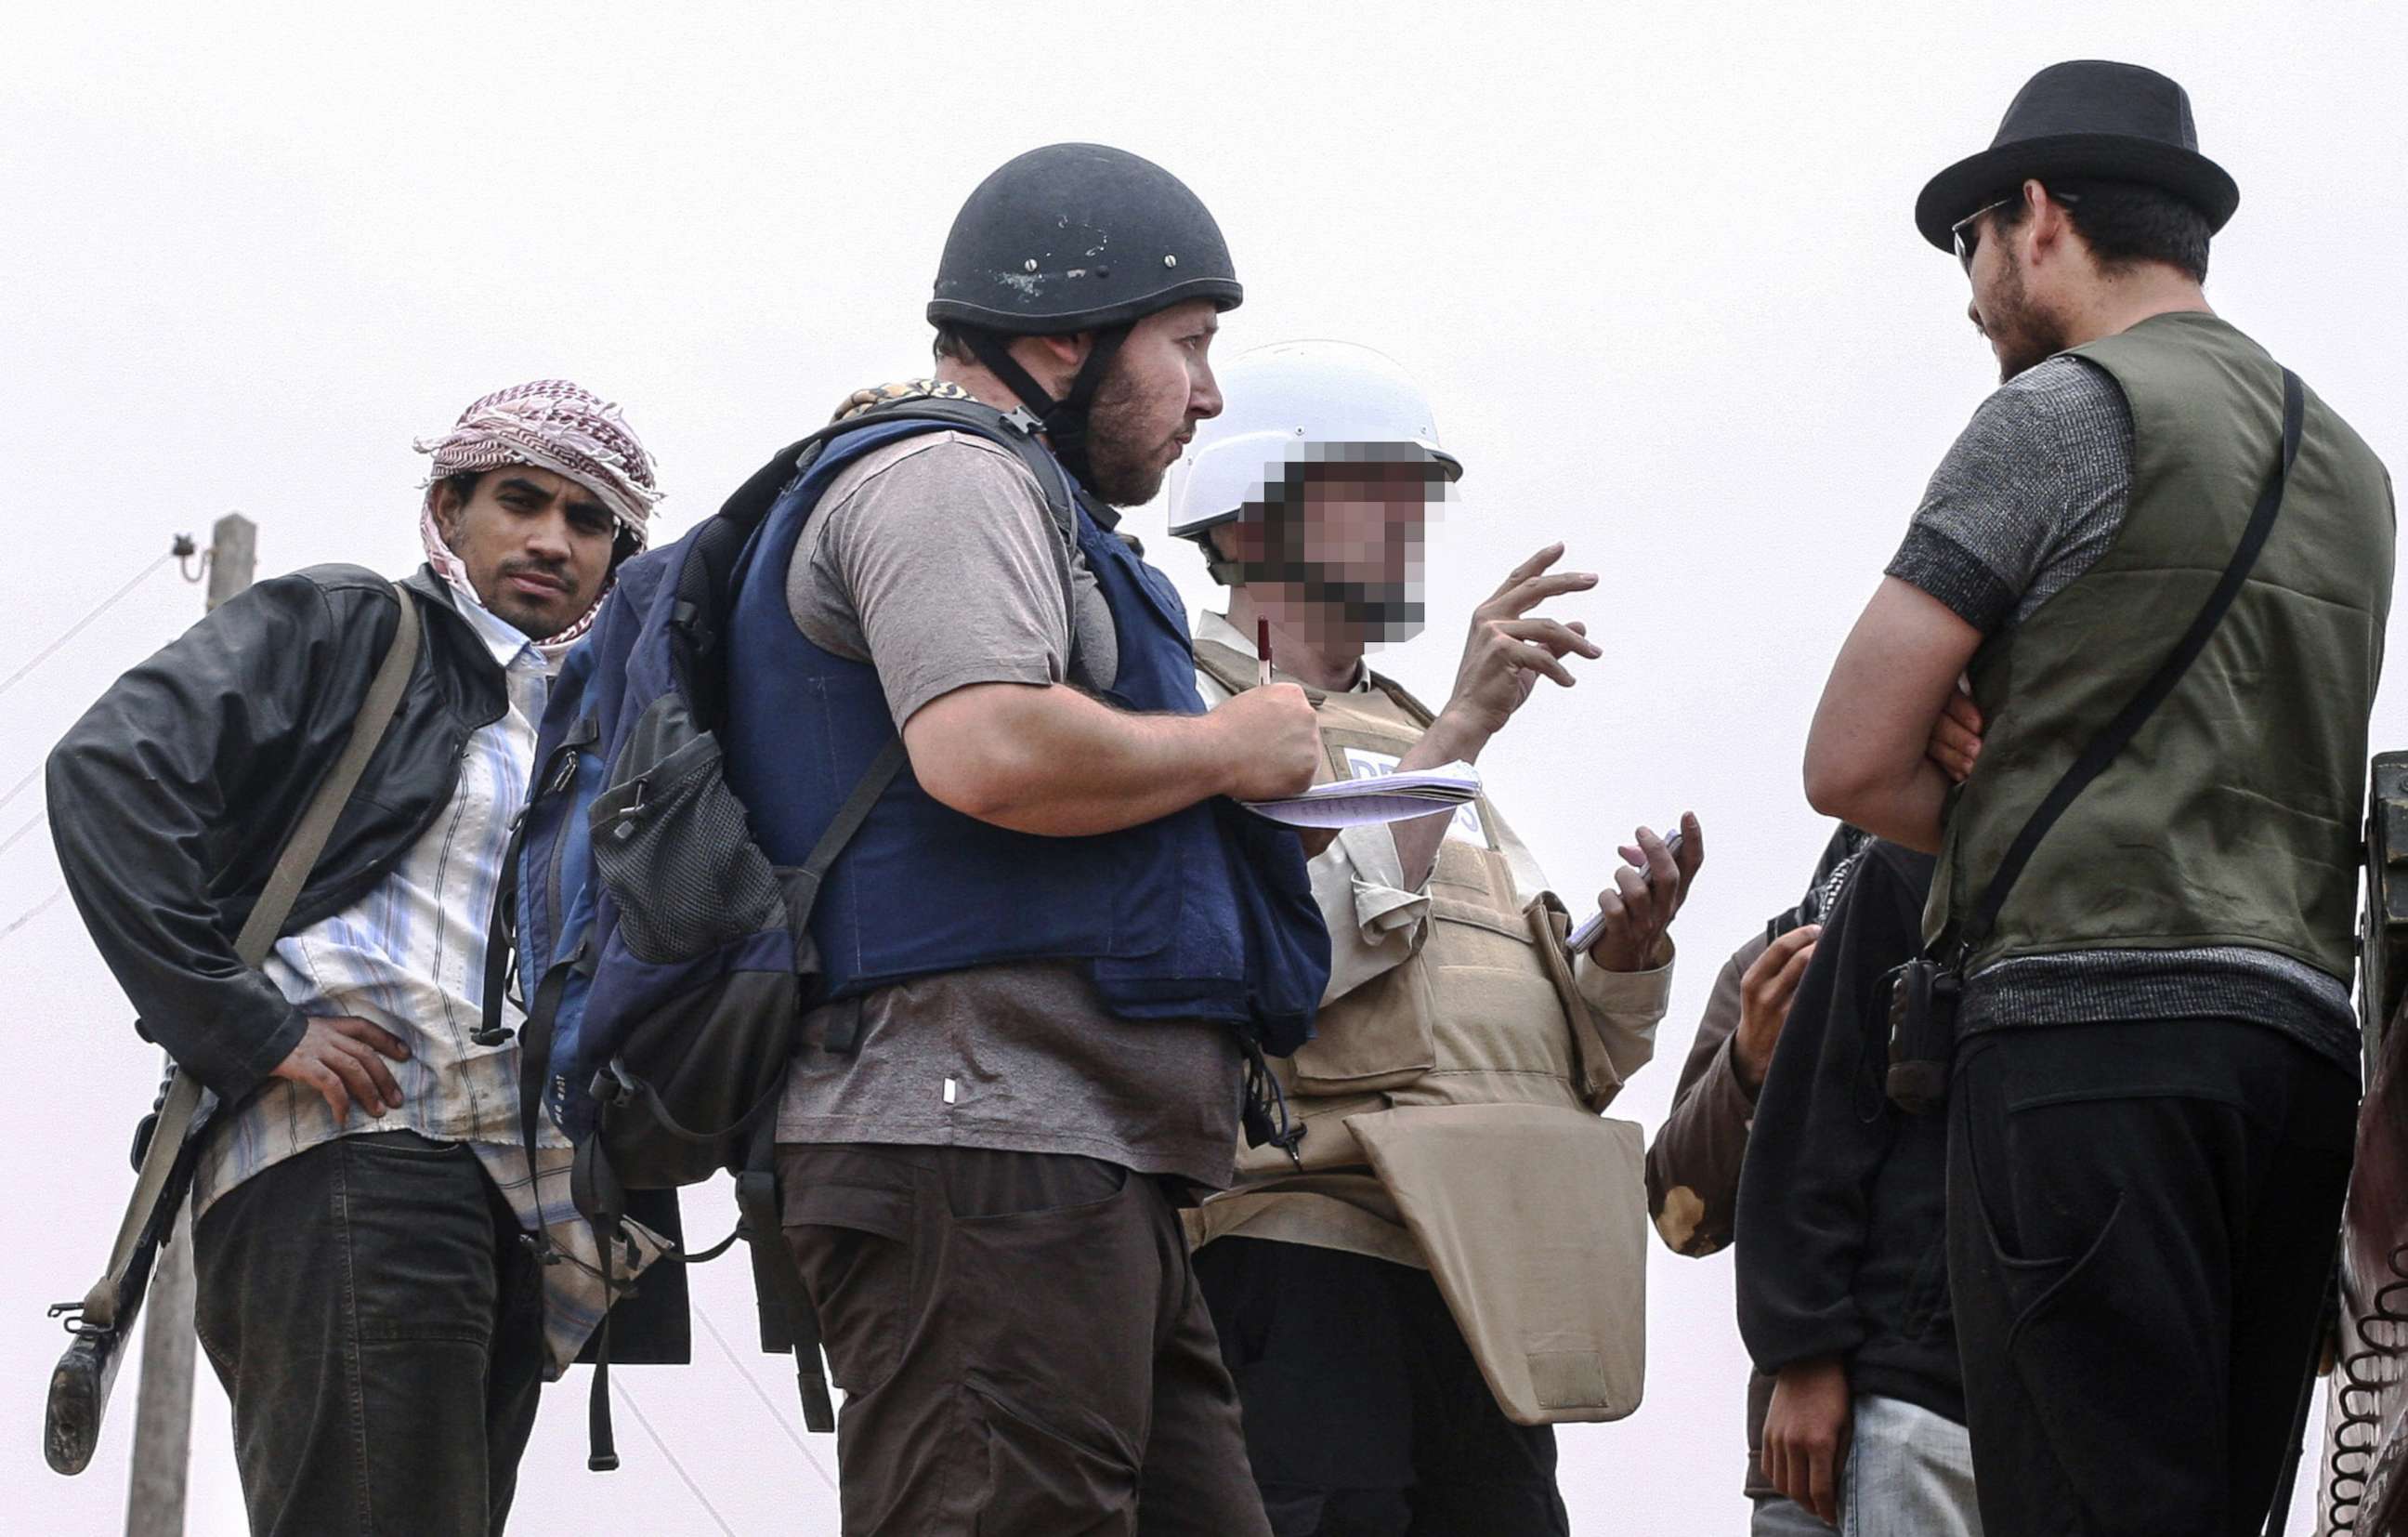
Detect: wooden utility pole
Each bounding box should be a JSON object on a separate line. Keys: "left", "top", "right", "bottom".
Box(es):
{"left": 124, "top": 513, "right": 254, "bottom": 1537}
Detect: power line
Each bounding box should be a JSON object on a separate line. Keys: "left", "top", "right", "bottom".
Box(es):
{"left": 0, "top": 883, "right": 66, "bottom": 944}
{"left": 692, "top": 1293, "right": 841, "bottom": 1495}
{"left": 0, "top": 763, "right": 41, "bottom": 817}
{"left": 611, "top": 1379, "right": 738, "bottom": 1537}
{"left": 0, "top": 809, "right": 46, "bottom": 859}
{"left": 0, "top": 548, "right": 178, "bottom": 702}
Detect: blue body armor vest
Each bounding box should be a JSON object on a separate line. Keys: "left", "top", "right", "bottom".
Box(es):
{"left": 720, "top": 414, "right": 1327, "bottom": 1053}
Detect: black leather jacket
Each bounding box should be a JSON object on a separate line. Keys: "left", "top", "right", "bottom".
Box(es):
{"left": 50, "top": 561, "right": 693, "bottom": 1364}
{"left": 47, "top": 564, "right": 505, "bottom": 1100}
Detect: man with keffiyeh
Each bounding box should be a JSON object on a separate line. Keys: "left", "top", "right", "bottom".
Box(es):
{"left": 47, "top": 380, "right": 674, "bottom": 1536}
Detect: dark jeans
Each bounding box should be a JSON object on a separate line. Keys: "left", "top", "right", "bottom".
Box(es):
{"left": 192, "top": 1131, "right": 546, "bottom": 1537}
{"left": 1193, "top": 1236, "right": 1571, "bottom": 1537}
{"left": 778, "top": 1142, "right": 1269, "bottom": 1537}
{"left": 1947, "top": 1019, "right": 2354, "bottom": 1536}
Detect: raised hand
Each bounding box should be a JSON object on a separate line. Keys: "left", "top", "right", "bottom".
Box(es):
{"left": 1437, "top": 544, "right": 1601, "bottom": 745}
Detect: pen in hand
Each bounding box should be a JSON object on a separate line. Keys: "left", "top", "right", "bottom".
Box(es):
{"left": 1259, "top": 615, "right": 1273, "bottom": 689}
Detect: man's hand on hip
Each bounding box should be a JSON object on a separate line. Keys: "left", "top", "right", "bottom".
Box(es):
{"left": 272, "top": 1016, "right": 410, "bottom": 1123}
{"left": 1763, "top": 1353, "right": 1853, "bottom": 1527}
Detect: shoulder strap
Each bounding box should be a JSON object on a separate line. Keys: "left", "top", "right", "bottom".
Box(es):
{"left": 1955, "top": 368, "right": 2306, "bottom": 954}
{"left": 1193, "top": 637, "right": 1260, "bottom": 698}
{"left": 790, "top": 738, "right": 910, "bottom": 917}
{"left": 81, "top": 584, "right": 421, "bottom": 1330}
{"left": 1366, "top": 670, "right": 1442, "bottom": 729}
{"left": 806, "top": 399, "right": 1083, "bottom": 555}
{"left": 755, "top": 401, "right": 1090, "bottom": 671}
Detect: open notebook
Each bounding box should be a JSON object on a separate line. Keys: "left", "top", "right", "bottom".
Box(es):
{"left": 1241, "top": 761, "right": 1482, "bottom": 829}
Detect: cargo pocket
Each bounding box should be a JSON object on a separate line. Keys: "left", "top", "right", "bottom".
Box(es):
{"left": 1288, "top": 956, "right": 1437, "bottom": 1094}
{"left": 588, "top": 700, "right": 785, "bottom": 965}
{"left": 782, "top": 1177, "right": 918, "bottom": 1399}
{"left": 964, "top": 1370, "right": 1141, "bottom": 1536}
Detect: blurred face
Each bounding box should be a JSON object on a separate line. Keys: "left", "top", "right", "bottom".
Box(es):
{"left": 1221, "top": 456, "right": 1446, "bottom": 649}
{"left": 432, "top": 466, "right": 616, "bottom": 640}
{"left": 1083, "top": 299, "right": 1224, "bottom": 506}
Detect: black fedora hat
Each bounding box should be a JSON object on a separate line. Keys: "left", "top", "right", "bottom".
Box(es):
{"left": 1915, "top": 60, "right": 2239, "bottom": 251}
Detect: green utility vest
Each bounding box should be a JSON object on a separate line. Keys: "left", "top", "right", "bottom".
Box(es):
{"left": 1930, "top": 312, "right": 2394, "bottom": 982}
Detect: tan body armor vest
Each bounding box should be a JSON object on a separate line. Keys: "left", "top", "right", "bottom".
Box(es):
{"left": 1197, "top": 642, "right": 1628, "bottom": 1174}
{"left": 1192, "top": 638, "right": 1648, "bottom": 1424}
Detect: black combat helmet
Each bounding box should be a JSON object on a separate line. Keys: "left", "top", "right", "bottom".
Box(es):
{"left": 928, "top": 143, "right": 1241, "bottom": 493}
{"left": 929, "top": 143, "right": 1242, "bottom": 333}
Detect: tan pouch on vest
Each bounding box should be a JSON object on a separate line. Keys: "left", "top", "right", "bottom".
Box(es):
{"left": 1287, "top": 950, "right": 1438, "bottom": 1094}
{"left": 1346, "top": 1103, "right": 1647, "bottom": 1425}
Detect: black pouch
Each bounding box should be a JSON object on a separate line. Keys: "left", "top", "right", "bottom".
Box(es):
{"left": 1885, "top": 957, "right": 1960, "bottom": 1115}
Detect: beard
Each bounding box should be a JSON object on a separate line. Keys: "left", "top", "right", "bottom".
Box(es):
{"left": 1080, "top": 360, "right": 1174, "bottom": 508}
{"left": 1979, "top": 252, "right": 2073, "bottom": 383}
{"left": 1235, "top": 521, "right": 1427, "bottom": 643}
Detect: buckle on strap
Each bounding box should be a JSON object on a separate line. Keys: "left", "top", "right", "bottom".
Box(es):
{"left": 592, "top": 1059, "right": 640, "bottom": 1108}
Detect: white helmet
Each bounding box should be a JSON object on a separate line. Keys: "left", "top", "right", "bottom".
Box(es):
{"left": 1167, "top": 339, "right": 1461, "bottom": 540}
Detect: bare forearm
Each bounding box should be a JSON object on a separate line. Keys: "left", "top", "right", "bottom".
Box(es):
{"left": 1387, "top": 711, "right": 1488, "bottom": 890}
{"left": 1804, "top": 579, "right": 1984, "bottom": 855}
{"left": 906, "top": 683, "right": 1237, "bottom": 837}
{"left": 1806, "top": 756, "right": 1951, "bottom": 854}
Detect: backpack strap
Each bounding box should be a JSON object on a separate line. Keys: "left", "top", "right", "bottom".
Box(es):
{"left": 739, "top": 397, "right": 1084, "bottom": 573}
{"left": 724, "top": 399, "right": 1093, "bottom": 677}
{"left": 1948, "top": 367, "right": 2306, "bottom": 958}
{"left": 736, "top": 1115, "right": 837, "bottom": 1432}
{"left": 794, "top": 737, "right": 909, "bottom": 1057}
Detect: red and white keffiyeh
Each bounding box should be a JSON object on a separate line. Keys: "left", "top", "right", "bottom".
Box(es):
{"left": 414, "top": 379, "right": 662, "bottom": 657}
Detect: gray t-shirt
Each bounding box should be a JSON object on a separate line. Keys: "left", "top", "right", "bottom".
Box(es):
{"left": 774, "top": 429, "right": 1242, "bottom": 1190}
{"left": 1888, "top": 356, "right": 2357, "bottom": 1065}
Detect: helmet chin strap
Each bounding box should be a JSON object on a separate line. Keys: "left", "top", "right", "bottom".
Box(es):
{"left": 964, "top": 326, "right": 1130, "bottom": 494}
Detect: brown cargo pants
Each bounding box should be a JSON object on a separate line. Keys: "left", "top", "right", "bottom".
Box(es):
{"left": 778, "top": 1142, "right": 1272, "bottom": 1536}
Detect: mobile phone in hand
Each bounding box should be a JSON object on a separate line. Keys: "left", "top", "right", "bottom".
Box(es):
{"left": 1568, "top": 826, "right": 1685, "bottom": 953}
{"left": 1625, "top": 827, "right": 1683, "bottom": 887}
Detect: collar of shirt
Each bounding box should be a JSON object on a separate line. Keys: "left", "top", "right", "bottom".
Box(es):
{"left": 1197, "top": 610, "right": 1373, "bottom": 695}
{"left": 450, "top": 580, "right": 556, "bottom": 677}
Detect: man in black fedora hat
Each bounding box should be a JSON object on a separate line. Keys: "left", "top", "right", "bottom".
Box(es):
{"left": 1802, "top": 59, "right": 2393, "bottom": 1534}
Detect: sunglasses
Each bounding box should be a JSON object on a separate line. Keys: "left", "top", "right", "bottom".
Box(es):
{"left": 1952, "top": 188, "right": 2082, "bottom": 274}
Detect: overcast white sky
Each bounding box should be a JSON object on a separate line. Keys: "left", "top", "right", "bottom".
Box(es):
{"left": 7, "top": 3, "right": 2403, "bottom": 1531}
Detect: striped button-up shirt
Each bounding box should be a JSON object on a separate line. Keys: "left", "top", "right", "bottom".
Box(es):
{"left": 192, "top": 585, "right": 657, "bottom": 1373}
